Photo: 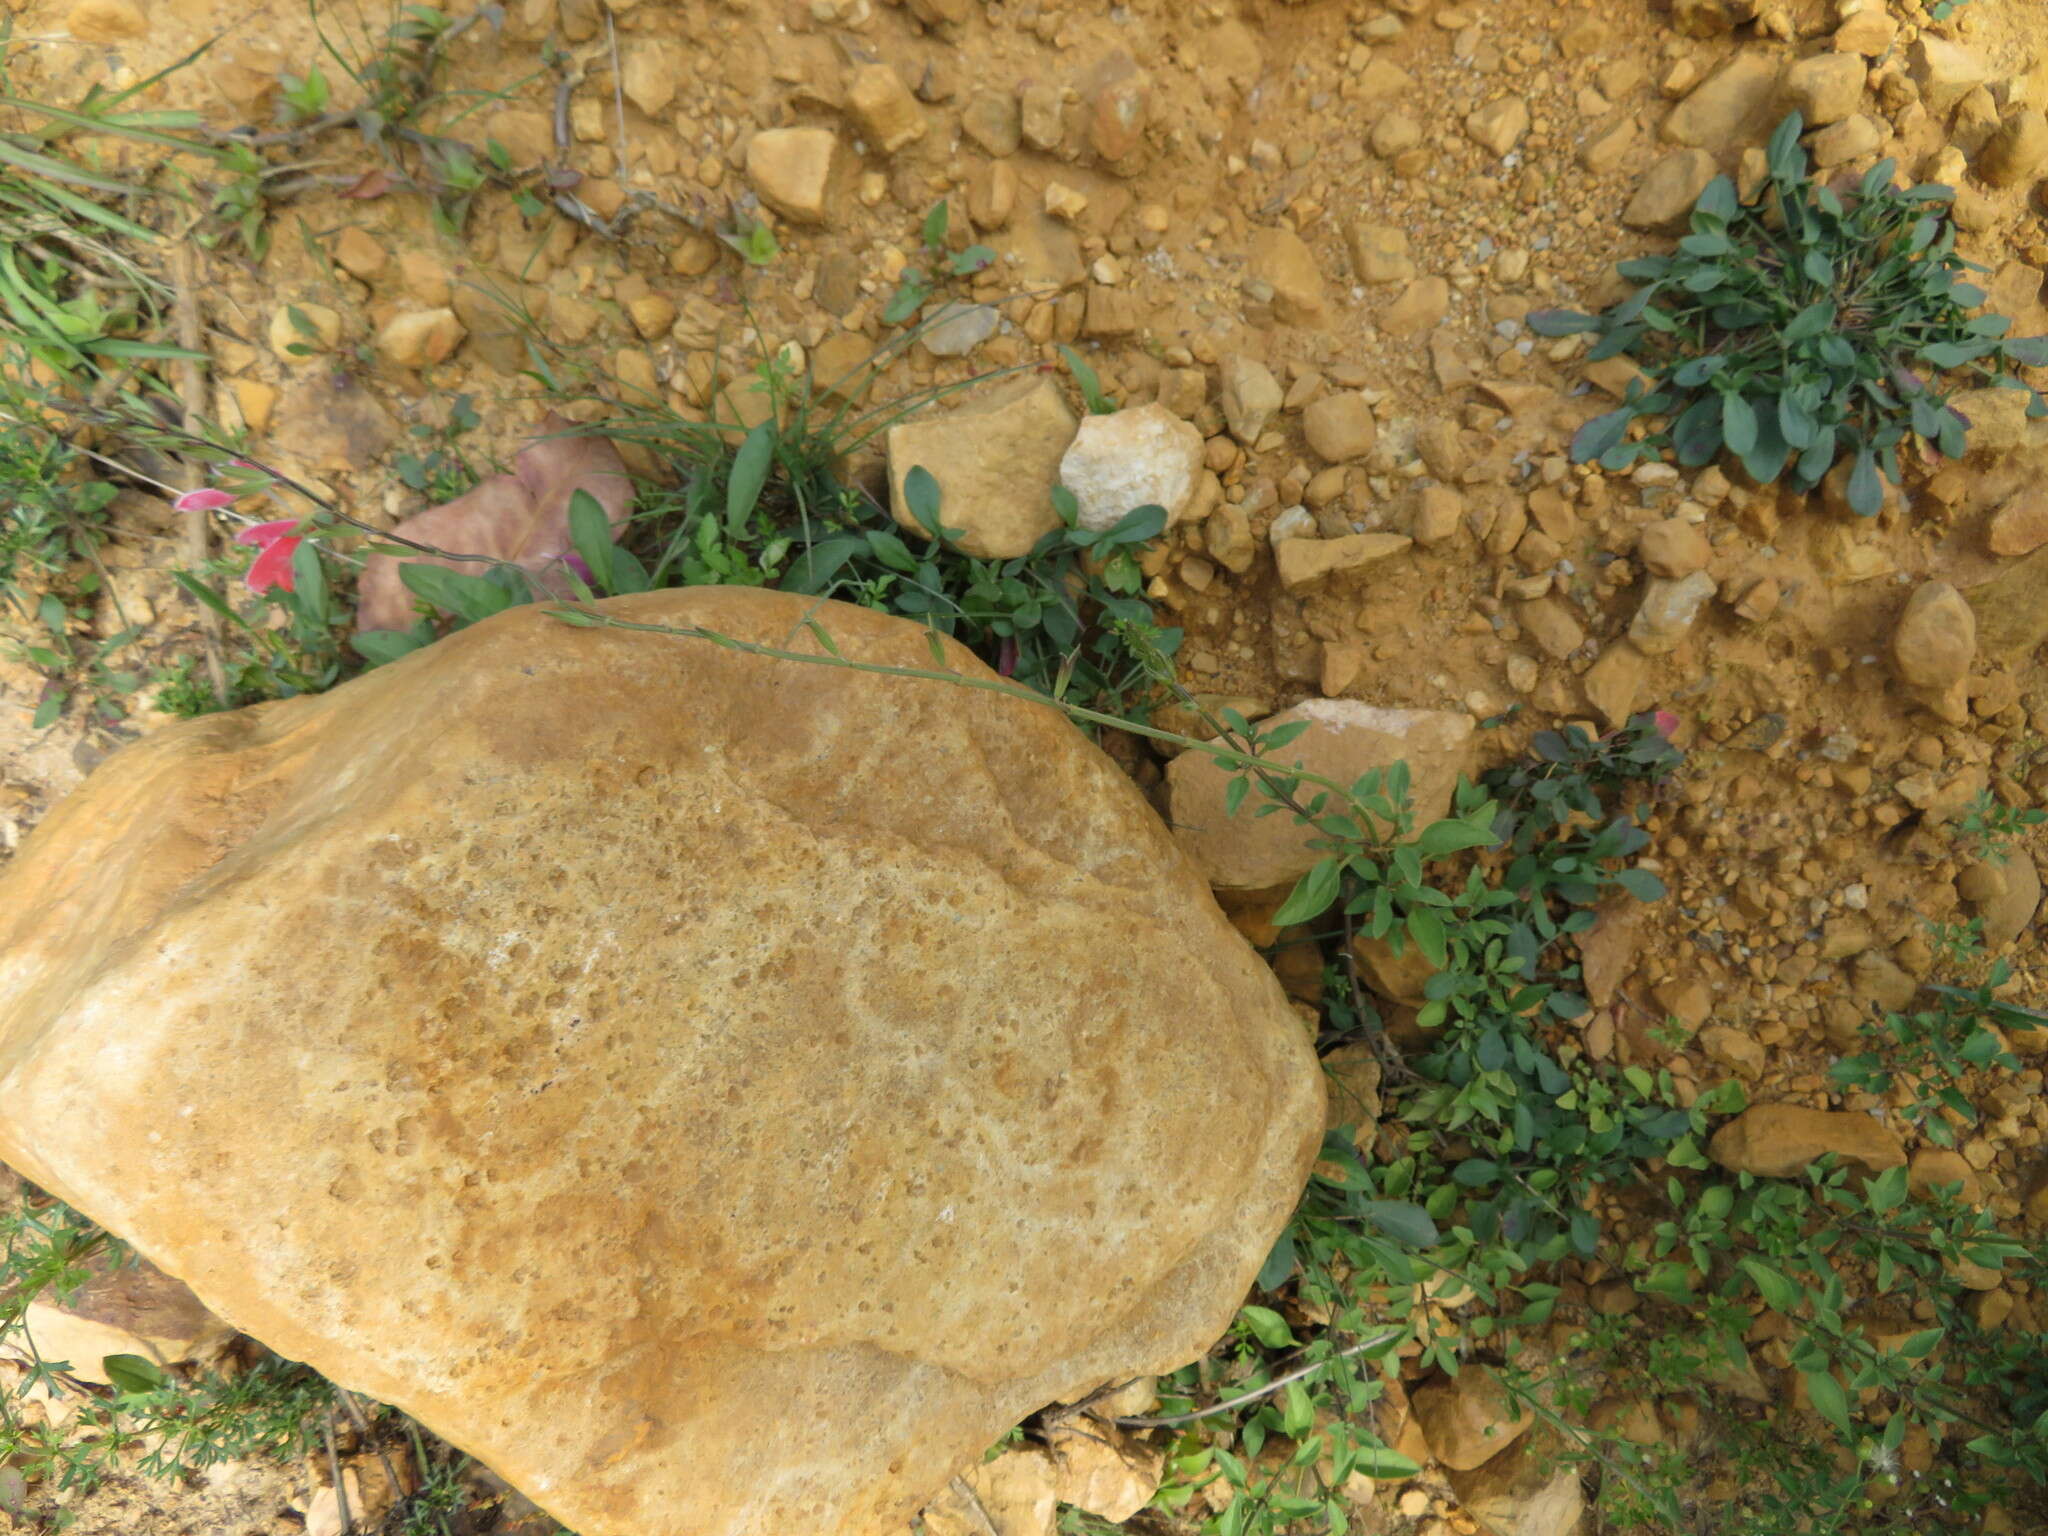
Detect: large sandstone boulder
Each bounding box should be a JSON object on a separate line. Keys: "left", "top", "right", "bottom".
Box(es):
{"left": 0, "top": 589, "right": 1321, "bottom": 1536}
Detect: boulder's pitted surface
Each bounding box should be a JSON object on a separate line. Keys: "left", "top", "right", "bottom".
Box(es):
{"left": 0, "top": 589, "right": 1322, "bottom": 1536}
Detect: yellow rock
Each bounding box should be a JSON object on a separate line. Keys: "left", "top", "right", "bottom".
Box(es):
{"left": 0, "top": 589, "right": 1322, "bottom": 1536}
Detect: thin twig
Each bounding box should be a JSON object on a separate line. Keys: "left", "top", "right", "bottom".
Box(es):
{"left": 322, "top": 1408, "right": 353, "bottom": 1535}
{"left": 605, "top": 9, "right": 628, "bottom": 183}
{"left": 1112, "top": 1329, "right": 1404, "bottom": 1428}
{"left": 945, "top": 1476, "right": 1000, "bottom": 1536}
{"left": 168, "top": 242, "right": 228, "bottom": 700}
{"left": 334, "top": 1388, "right": 408, "bottom": 1511}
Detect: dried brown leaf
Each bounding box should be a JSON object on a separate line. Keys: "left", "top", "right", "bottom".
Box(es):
{"left": 356, "top": 412, "right": 632, "bottom": 632}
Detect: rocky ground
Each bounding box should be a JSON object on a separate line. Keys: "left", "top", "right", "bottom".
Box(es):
{"left": 5, "top": 0, "right": 2048, "bottom": 1531}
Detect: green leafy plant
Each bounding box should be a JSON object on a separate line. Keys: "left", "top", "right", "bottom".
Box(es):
{"left": 717, "top": 213, "right": 780, "bottom": 268}
{"left": 393, "top": 393, "right": 483, "bottom": 503}
{"left": 1058, "top": 344, "right": 1119, "bottom": 416}
{"left": 1534, "top": 113, "right": 2048, "bottom": 514}
{"left": 1953, "top": 788, "right": 2047, "bottom": 865}
{"left": 882, "top": 201, "right": 996, "bottom": 326}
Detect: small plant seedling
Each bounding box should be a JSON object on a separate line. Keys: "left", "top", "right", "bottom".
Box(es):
{"left": 278, "top": 63, "right": 332, "bottom": 122}
{"left": 718, "top": 213, "right": 780, "bottom": 267}
{"left": 1952, "top": 787, "right": 2046, "bottom": 866}
{"left": 1533, "top": 113, "right": 2048, "bottom": 514}
{"left": 882, "top": 201, "right": 996, "bottom": 325}
{"left": 1058, "top": 344, "right": 1118, "bottom": 415}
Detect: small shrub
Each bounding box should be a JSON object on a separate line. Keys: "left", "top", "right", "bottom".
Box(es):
{"left": 1534, "top": 113, "right": 2048, "bottom": 513}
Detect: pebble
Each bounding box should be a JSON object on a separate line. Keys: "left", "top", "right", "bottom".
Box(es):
{"left": 1302, "top": 394, "right": 1377, "bottom": 463}
{"left": 746, "top": 128, "right": 840, "bottom": 223}
{"left": 374, "top": 308, "right": 465, "bottom": 370}
{"left": 920, "top": 302, "right": 998, "bottom": 358}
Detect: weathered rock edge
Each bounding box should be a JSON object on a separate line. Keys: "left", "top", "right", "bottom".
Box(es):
{"left": 0, "top": 588, "right": 1323, "bottom": 1536}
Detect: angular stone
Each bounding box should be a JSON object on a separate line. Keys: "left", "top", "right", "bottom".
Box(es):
{"left": 17, "top": 1251, "right": 232, "bottom": 1386}
{"left": 1444, "top": 1430, "right": 1584, "bottom": 1536}
{"left": 64, "top": 0, "right": 148, "bottom": 41}
{"left": 1833, "top": 11, "right": 1897, "bottom": 57}
{"left": 846, "top": 64, "right": 926, "bottom": 155}
{"left": 1781, "top": 53, "right": 1865, "bottom": 128}
{"left": 961, "top": 90, "right": 1021, "bottom": 156}
{"left": 1274, "top": 532, "right": 1412, "bottom": 593}
{"left": 0, "top": 588, "right": 1323, "bottom": 1536}
{"left": 1464, "top": 96, "right": 1530, "bottom": 157}
{"left": 374, "top": 307, "right": 465, "bottom": 370}
{"left": 1166, "top": 701, "right": 1474, "bottom": 889}
{"left": 1413, "top": 485, "right": 1464, "bottom": 547}
{"left": 1977, "top": 852, "right": 2042, "bottom": 953}
{"left": 1909, "top": 36, "right": 1992, "bottom": 118}
{"left": 1623, "top": 149, "right": 1718, "bottom": 233}
{"left": 889, "top": 377, "right": 1076, "bottom": 558}
{"left": 1082, "top": 51, "right": 1149, "bottom": 164}
{"left": 620, "top": 42, "right": 680, "bottom": 116}
{"left": 1247, "top": 227, "right": 1327, "bottom": 326}
{"left": 1891, "top": 581, "right": 1975, "bottom": 713}
{"left": 1670, "top": 0, "right": 1757, "bottom": 36}
{"left": 1636, "top": 517, "right": 1710, "bottom": 578}
{"left": 1708, "top": 1105, "right": 1906, "bottom": 1178}
{"left": 1411, "top": 1370, "right": 1534, "bottom": 1472}
{"left": 1809, "top": 114, "right": 1882, "bottom": 169}
{"left": 1382, "top": 276, "right": 1450, "bottom": 338}
{"left": 1583, "top": 640, "right": 1649, "bottom": 728}
{"left": 919, "top": 302, "right": 998, "bottom": 359}
{"left": 1629, "top": 571, "right": 1717, "bottom": 655}
{"left": 332, "top": 226, "right": 387, "bottom": 280}
{"left": 1220, "top": 355, "right": 1282, "bottom": 445}
{"left": 1302, "top": 393, "right": 1377, "bottom": 463}
{"left": 746, "top": 127, "right": 840, "bottom": 223}
{"left": 1976, "top": 109, "right": 2048, "bottom": 191}
{"left": 1516, "top": 596, "right": 1585, "bottom": 660}
{"left": 1058, "top": 403, "right": 1203, "bottom": 532}
{"left": 1661, "top": 54, "right": 1780, "bottom": 147}
{"left": 1344, "top": 223, "right": 1414, "bottom": 286}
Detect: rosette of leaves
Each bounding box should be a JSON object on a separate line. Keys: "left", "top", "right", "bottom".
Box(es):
{"left": 1532, "top": 113, "right": 2048, "bottom": 515}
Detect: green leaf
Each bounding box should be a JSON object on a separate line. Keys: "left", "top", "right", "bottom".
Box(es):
{"left": 1415, "top": 818, "right": 1495, "bottom": 857}
{"left": 1899, "top": 1328, "right": 1944, "bottom": 1360}
{"left": 398, "top": 563, "right": 516, "bottom": 625}
{"left": 725, "top": 422, "right": 776, "bottom": 536}
{"left": 1781, "top": 299, "right": 1836, "bottom": 342}
{"left": 172, "top": 570, "right": 250, "bottom": 630}
{"left": 1239, "top": 1304, "right": 1296, "bottom": 1349}
{"left": 568, "top": 488, "right": 615, "bottom": 591}
{"left": 1406, "top": 906, "right": 1447, "bottom": 969}
{"left": 882, "top": 278, "right": 926, "bottom": 325}
{"left": 352, "top": 627, "right": 431, "bottom": 666}
{"left": 1572, "top": 407, "right": 1634, "bottom": 464}
{"left": 1351, "top": 1446, "right": 1421, "bottom": 1480}
{"left": 103, "top": 1354, "right": 166, "bottom": 1394}
{"left": 1360, "top": 1200, "right": 1439, "bottom": 1248}
{"left": 1256, "top": 1229, "right": 1296, "bottom": 1291}
{"left": 1272, "top": 857, "right": 1342, "bottom": 926}
{"left": 1613, "top": 866, "right": 1665, "bottom": 902}
{"left": 290, "top": 540, "right": 328, "bottom": 627}
{"left": 1526, "top": 309, "right": 1600, "bottom": 336}
{"left": 1846, "top": 447, "right": 1882, "bottom": 516}
{"left": 1739, "top": 1258, "right": 1802, "bottom": 1313}
{"left": 1802, "top": 1368, "right": 1853, "bottom": 1439}
{"left": 903, "top": 465, "right": 946, "bottom": 539}
{"left": 921, "top": 199, "right": 950, "bottom": 249}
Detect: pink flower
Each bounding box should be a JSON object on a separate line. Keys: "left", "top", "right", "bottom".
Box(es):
{"left": 561, "top": 551, "right": 593, "bottom": 584}
{"left": 1652, "top": 710, "right": 1681, "bottom": 739}
{"left": 172, "top": 487, "right": 237, "bottom": 514}
{"left": 235, "top": 518, "right": 303, "bottom": 594}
